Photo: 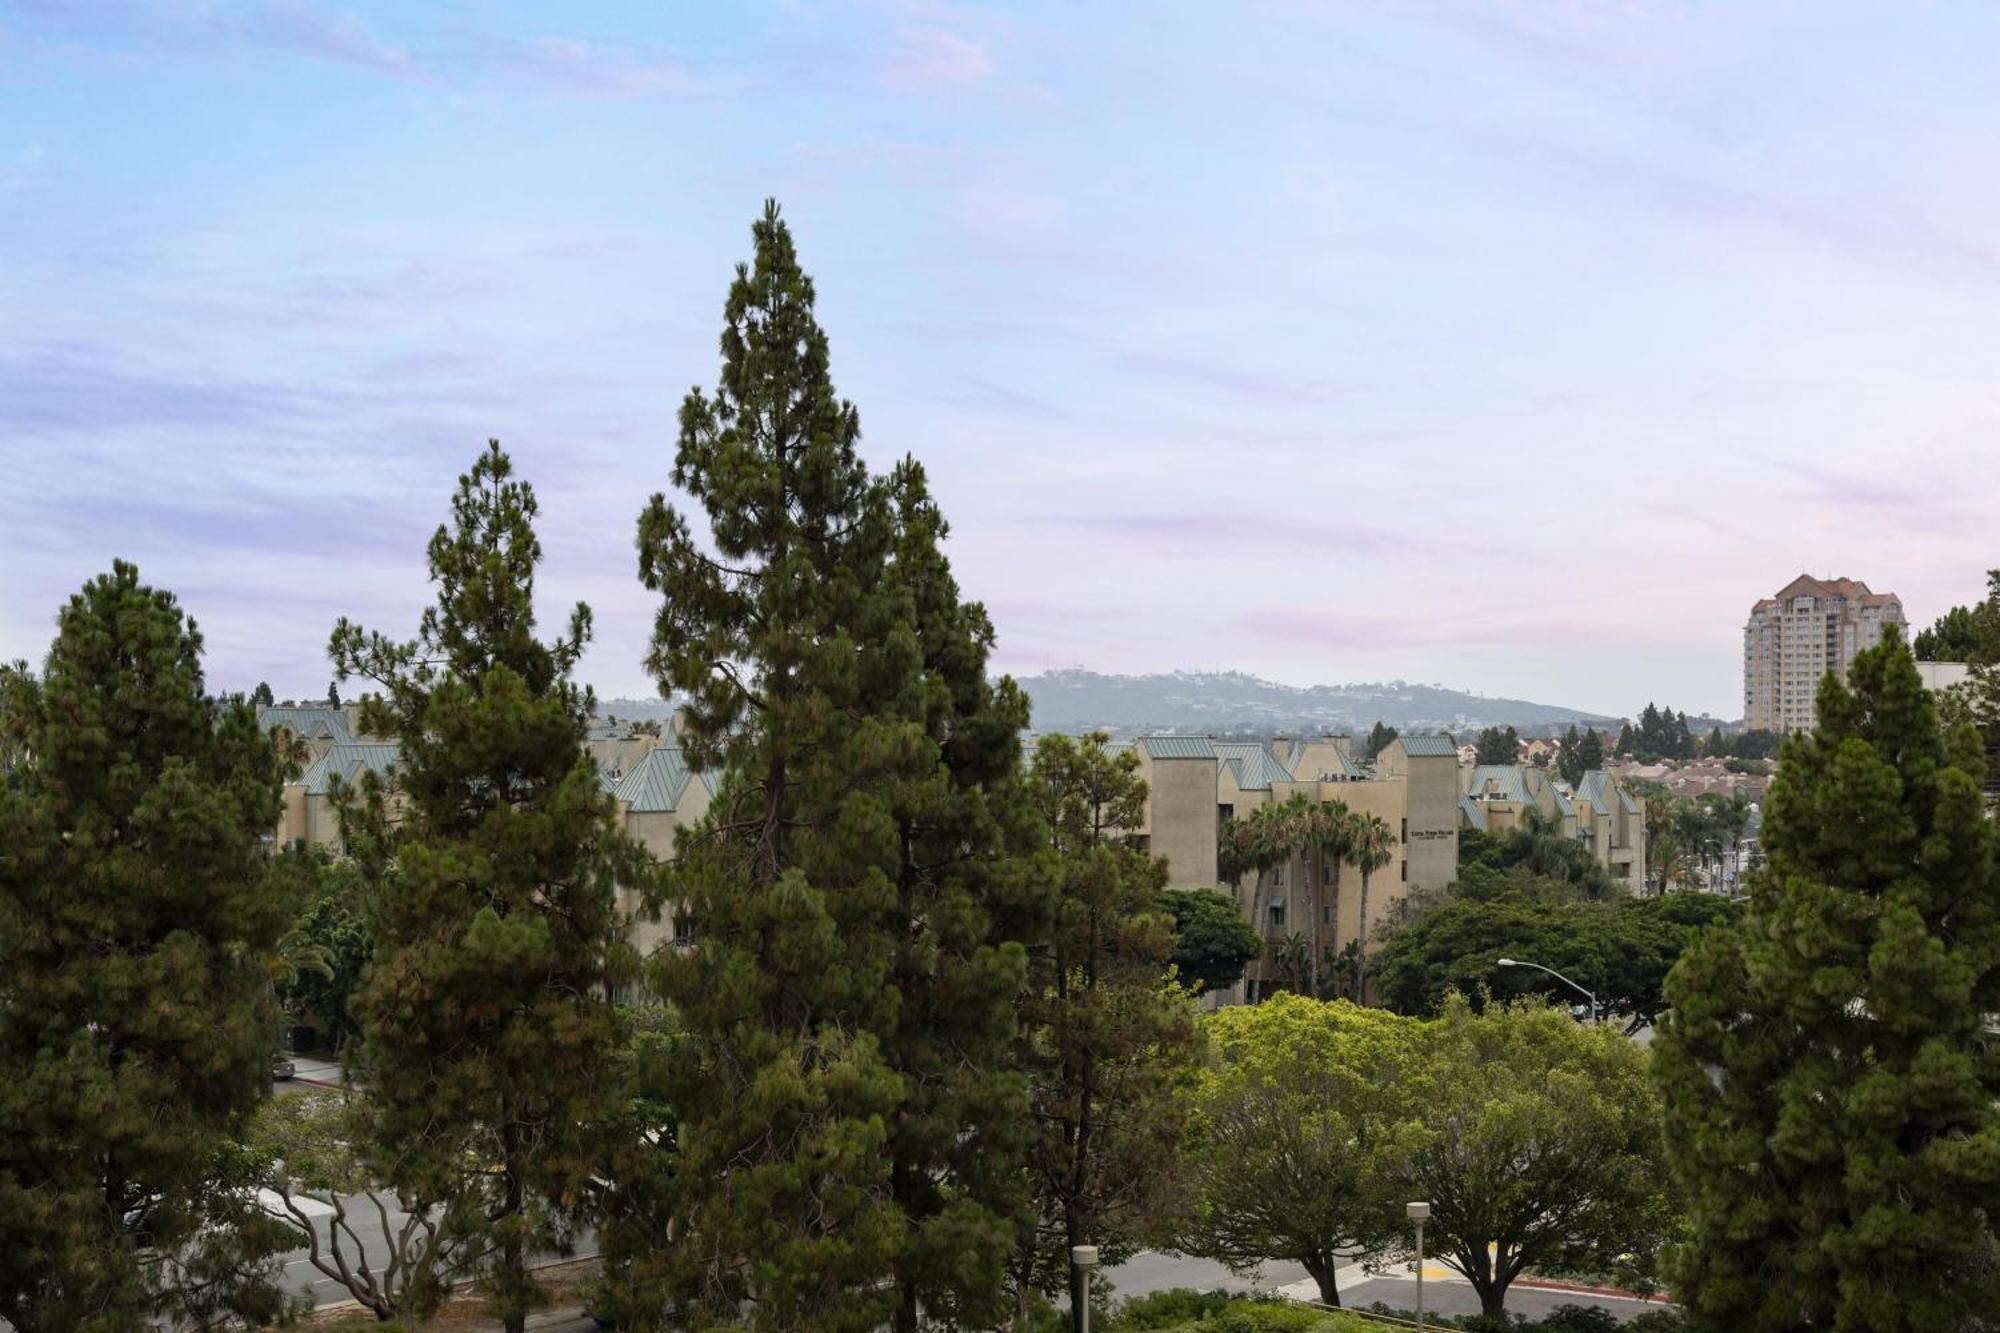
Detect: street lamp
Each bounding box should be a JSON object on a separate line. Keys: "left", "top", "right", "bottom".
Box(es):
{"left": 1071, "top": 1244, "right": 1099, "bottom": 1333}
{"left": 1496, "top": 957, "right": 1598, "bottom": 1022}
{"left": 1407, "top": 1201, "right": 1431, "bottom": 1332}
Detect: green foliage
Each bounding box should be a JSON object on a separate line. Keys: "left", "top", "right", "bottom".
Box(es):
{"left": 1618, "top": 704, "right": 1696, "bottom": 763}
{"left": 1657, "top": 631, "right": 2000, "bottom": 1331}
{"left": 1474, "top": 725, "right": 1520, "bottom": 766}
{"left": 1373, "top": 865, "right": 1735, "bottom": 1023}
{"left": 0, "top": 562, "right": 296, "bottom": 1331}
{"left": 1017, "top": 733, "right": 1203, "bottom": 1325}
{"left": 633, "top": 201, "right": 1045, "bottom": 1332}
{"left": 330, "top": 442, "right": 643, "bottom": 1333}
{"left": 1401, "top": 998, "right": 1672, "bottom": 1319}
{"left": 1182, "top": 995, "right": 1423, "bottom": 1305}
{"left": 1913, "top": 596, "right": 1987, "bottom": 663}
{"left": 247, "top": 1090, "right": 473, "bottom": 1319}
{"left": 1361, "top": 722, "right": 1398, "bottom": 764}
{"left": 1458, "top": 809, "right": 1616, "bottom": 899}
{"left": 272, "top": 852, "right": 373, "bottom": 1052}
{"left": 1160, "top": 887, "right": 1265, "bottom": 995}
{"left": 253, "top": 680, "right": 275, "bottom": 707}
{"left": 1557, "top": 726, "right": 1606, "bottom": 787}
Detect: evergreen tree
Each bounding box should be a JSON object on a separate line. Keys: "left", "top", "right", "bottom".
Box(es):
{"left": 253, "top": 680, "right": 275, "bottom": 707}
{"left": 1615, "top": 721, "right": 1636, "bottom": 757}
{"left": 635, "top": 201, "right": 1043, "bottom": 1332}
{"left": 326, "top": 678, "right": 340, "bottom": 708}
{"left": 1474, "top": 725, "right": 1520, "bottom": 766}
{"left": 1362, "top": 721, "right": 1398, "bottom": 764}
{"left": 1015, "top": 733, "right": 1201, "bottom": 1330}
{"left": 329, "top": 443, "right": 642, "bottom": 1333}
{"left": 1557, "top": 725, "right": 1584, "bottom": 786}
{"left": 1573, "top": 727, "right": 1606, "bottom": 776}
{"left": 0, "top": 563, "right": 295, "bottom": 1331}
{"left": 1657, "top": 632, "right": 2000, "bottom": 1330}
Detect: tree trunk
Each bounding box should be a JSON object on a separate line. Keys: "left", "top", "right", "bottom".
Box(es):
{"left": 1353, "top": 869, "right": 1370, "bottom": 1000}
{"left": 1303, "top": 1255, "right": 1342, "bottom": 1306}
{"left": 502, "top": 1160, "right": 525, "bottom": 1333}
{"left": 1473, "top": 1274, "right": 1508, "bottom": 1318}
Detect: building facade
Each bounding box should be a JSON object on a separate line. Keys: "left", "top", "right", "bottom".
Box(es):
{"left": 1456, "top": 762, "right": 1647, "bottom": 886}
{"left": 1744, "top": 575, "right": 1906, "bottom": 732}
{"left": 1129, "top": 732, "right": 1460, "bottom": 1002}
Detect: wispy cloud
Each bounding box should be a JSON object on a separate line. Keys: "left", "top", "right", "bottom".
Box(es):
{"left": 880, "top": 23, "right": 990, "bottom": 86}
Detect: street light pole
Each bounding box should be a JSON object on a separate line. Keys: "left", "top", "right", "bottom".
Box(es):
{"left": 1496, "top": 956, "right": 1599, "bottom": 1023}
{"left": 1407, "top": 1201, "right": 1430, "bottom": 1332}
{"left": 1071, "top": 1245, "right": 1099, "bottom": 1333}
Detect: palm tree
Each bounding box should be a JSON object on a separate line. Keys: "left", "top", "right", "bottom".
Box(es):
{"left": 1347, "top": 812, "right": 1396, "bottom": 1000}
{"left": 1301, "top": 799, "right": 1355, "bottom": 996}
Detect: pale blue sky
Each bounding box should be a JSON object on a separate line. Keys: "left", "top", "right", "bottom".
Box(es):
{"left": 5, "top": 1, "right": 1998, "bottom": 719}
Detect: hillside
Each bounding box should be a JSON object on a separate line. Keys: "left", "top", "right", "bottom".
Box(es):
{"left": 1016, "top": 670, "right": 1621, "bottom": 736}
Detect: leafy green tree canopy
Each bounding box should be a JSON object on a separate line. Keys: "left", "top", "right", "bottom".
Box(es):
{"left": 1160, "top": 887, "right": 1265, "bottom": 995}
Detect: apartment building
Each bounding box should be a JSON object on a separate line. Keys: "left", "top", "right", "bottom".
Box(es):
{"left": 263, "top": 707, "right": 711, "bottom": 957}
{"left": 1457, "top": 763, "right": 1647, "bottom": 885}
{"left": 1129, "top": 732, "right": 1460, "bottom": 1002}
{"left": 1744, "top": 575, "right": 1907, "bottom": 732}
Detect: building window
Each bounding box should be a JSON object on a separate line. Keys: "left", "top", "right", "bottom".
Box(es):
{"left": 1269, "top": 902, "right": 1286, "bottom": 928}
{"left": 1322, "top": 864, "right": 1334, "bottom": 885}
{"left": 1324, "top": 904, "right": 1335, "bottom": 925}
{"left": 1401, "top": 817, "right": 1408, "bottom": 842}
{"left": 673, "top": 914, "right": 695, "bottom": 944}
{"left": 1400, "top": 860, "right": 1407, "bottom": 882}
{"left": 1219, "top": 803, "right": 1234, "bottom": 822}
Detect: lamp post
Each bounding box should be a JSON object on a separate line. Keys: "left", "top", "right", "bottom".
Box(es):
{"left": 1496, "top": 956, "right": 1598, "bottom": 1023}
{"left": 1071, "top": 1244, "right": 1099, "bottom": 1333}
{"left": 1407, "top": 1201, "right": 1430, "bottom": 1331}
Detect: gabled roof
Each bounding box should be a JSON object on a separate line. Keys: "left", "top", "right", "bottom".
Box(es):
{"left": 297, "top": 742, "right": 400, "bottom": 795}
{"left": 1392, "top": 734, "right": 1458, "bottom": 758}
{"left": 1575, "top": 770, "right": 1614, "bottom": 816}
{"left": 1464, "top": 765, "right": 1532, "bottom": 804}
{"left": 1214, "top": 742, "right": 1293, "bottom": 791}
{"left": 616, "top": 745, "right": 697, "bottom": 814}
{"left": 1458, "top": 795, "right": 1489, "bottom": 831}
{"left": 1138, "top": 736, "right": 1217, "bottom": 760}
{"left": 260, "top": 705, "right": 354, "bottom": 745}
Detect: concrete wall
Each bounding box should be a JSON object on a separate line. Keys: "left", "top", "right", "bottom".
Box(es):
{"left": 1143, "top": 755, "right": 1222, "bottom": 888}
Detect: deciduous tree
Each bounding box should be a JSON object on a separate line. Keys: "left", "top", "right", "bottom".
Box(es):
{"left": 1183, "top": 995, "right": 1420, "bottom": 1306}
{"left": 1399, "top": 998, "right": 1671, "bottom": 1319}
{"left": 1159, "top": 887, "right": 1264, "bottom": 995}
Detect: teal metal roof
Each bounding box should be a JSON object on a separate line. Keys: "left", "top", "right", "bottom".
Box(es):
{"left": 1215, "top": 742, "right": 1294, "bottom": 791}
{"left": 1554, "top": 789, "right": 1577, "bottom": 817}
{"left": 298, "top": 742, "right": 400, "bottom": 795}
{"left": 1458, "top": 795, "right": 1489, "bottom": 831}
{"left": 1464, "top": 765, "right": 1533, "bottom": 804}
{"left": 1394, "top": 734, "right": 1458, "bottom": 757}
{"left": 260, "top": 705, "right": 354, "bottom": 745}
{"left": 1575, "top": 770, "right": 1614, "bottom": 816}
{"left": 1139, "top": 736, "right": 1217, "bottom": 760}
{"left": 616, "top": 745, "right": 696, "bottom": 813}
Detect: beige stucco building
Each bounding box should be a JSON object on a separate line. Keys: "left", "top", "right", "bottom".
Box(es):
{"left": 1744, "top": 575, "right": 1906, "bottom": 732}
{"left": 264, "top": 706, "right": 709, "bottom": 959}
{"left": 1129, "top": 732, "right": 1460, "bottom": 1002}
{"left": 1456, "top": 763, "right": 1647, "bottom": 886}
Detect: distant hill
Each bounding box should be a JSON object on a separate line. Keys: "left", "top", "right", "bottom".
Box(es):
{"left": 1016, "top": 670, "right": 1622, "bottom": 737}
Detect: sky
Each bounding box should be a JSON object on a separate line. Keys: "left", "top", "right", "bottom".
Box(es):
{"left": 4, "top": 1, "right": 1998, "bottom": 721}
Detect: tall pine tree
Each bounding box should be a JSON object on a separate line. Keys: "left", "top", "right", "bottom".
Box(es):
{"left": 330, "top": 443, "right": 643, "bottom": 1333}
{"left": 0, "top": 563, "right": 294, "bottom": 1331}
{"left": 1657, "top": 631, "right": 2000, "bottom": 1330}
{"left": 636, "top": 201, "right": 1044, "bottom": 1332}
